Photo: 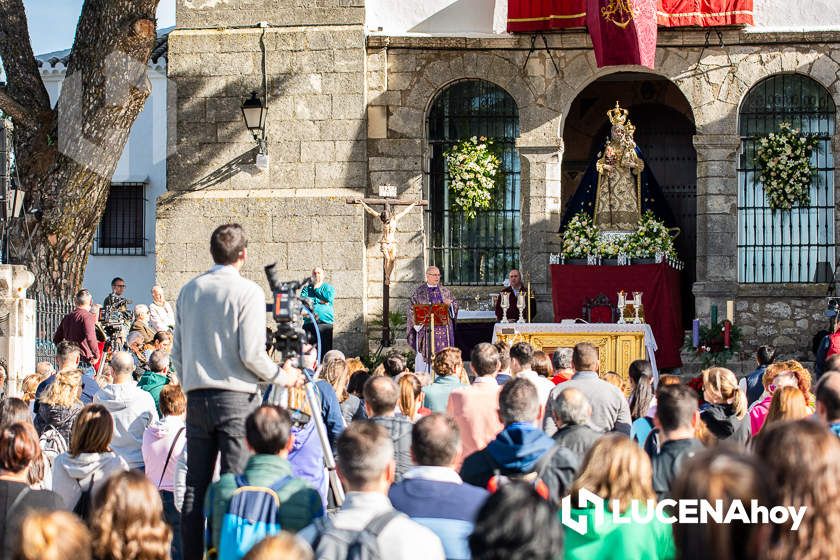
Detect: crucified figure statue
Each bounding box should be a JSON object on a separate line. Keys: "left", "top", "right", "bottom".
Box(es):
{"left": 347, "top": 195, "right": 428, "bottom": 347}
{"left": 359, "top": 200, "right": 418, "bottom": 286}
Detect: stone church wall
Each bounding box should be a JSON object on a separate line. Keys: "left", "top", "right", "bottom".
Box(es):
{"left": 158, "top": 0, "right": 840, "bottom": 359}
{"left": 365, "top": 30, "right": 840, "bottom": 360}
{"left": 159, "top": 1, "right": 369, "bottom": 353}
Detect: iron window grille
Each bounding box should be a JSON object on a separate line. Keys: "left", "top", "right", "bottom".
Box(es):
{"left": 426, "top": 79, "right": 521, "bottom": 285}
{"left": 92, "top": 181, "right": 147, "bottom": 256}
{"left": 737, "top": 74, "right": 836, "bottom": 283}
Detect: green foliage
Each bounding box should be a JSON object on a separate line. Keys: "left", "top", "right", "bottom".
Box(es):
{"left": 444, "top": 136, "right": 502, "bottom": 220}
{"left": 368, "top": 310, "right": 407, "bottom": 335}
{"left": 683, "top": 320, "right": 742, "bottom": 368}
{"left": 755, "top": 122, "right": 820, "bottom": 211}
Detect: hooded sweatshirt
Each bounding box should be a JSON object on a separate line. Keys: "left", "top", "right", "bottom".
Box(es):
{"left": 563, "top": 502, "right": 675, "bottom": 560}
{"left": 51, "top": 451, "right": 128, "bottom": 509}
{"left": 700, "top": 403, "right": 751, "bottom": 446}
{"left": 142, "top": 415, "right": 186, "bottom": 492}
{"left": 94, "top": 382, "right": 158, "bottom": 468}
{"left": 460, "top": 422, "right": 577, "bottom": 499}
{"left": 136, "top": 371, "right": 170, "bottom": 415}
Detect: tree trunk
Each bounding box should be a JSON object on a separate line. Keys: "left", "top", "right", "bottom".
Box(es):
{"left": 0, "top": 0, "right": 160, "bottom": 298}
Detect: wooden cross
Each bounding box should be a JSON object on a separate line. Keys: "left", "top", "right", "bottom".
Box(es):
{"left": 347, "top": 196, "right": 428, "bottom": 347}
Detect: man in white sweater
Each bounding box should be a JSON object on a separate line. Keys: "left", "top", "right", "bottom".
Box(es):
{"left": 171, "top": 223, "right": 304, "bottom": 560}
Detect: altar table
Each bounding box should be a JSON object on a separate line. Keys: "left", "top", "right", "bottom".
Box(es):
{"left": 550, "top": 262, "right": 682, "bottom": 369}
{"left": 492, "top": 322, "right": 659, "bottom": 382}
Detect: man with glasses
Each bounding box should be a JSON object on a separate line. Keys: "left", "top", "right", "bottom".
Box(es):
{"left": 105, "top": 277, "right": 127, "bottom": 304}
{"left": 406, "top": 266, "right": 458, "bottom": 373}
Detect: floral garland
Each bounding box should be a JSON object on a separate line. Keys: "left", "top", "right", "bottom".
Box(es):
{"left": 682, "top": 320, "right": 742, "bottom": 368}
{"left": 755, "top": 122, "right": 820, "bottom": 211}
{"left": 560, "top": 211, "right": 677, "bottom": 259}
{"left": 444, "top": 136, "right": 501, "bottom": 220}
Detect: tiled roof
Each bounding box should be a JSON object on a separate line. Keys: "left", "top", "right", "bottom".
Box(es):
{"left": 36, "top": 26, "right": 172, "bottom": 69}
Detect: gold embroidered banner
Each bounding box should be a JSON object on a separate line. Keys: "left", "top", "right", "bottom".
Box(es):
{"left": 587, "top": 0, "right": 658, "bottom": 69}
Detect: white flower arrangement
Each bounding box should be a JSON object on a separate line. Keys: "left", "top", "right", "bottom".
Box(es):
{"left": 755, "top": 122, "right": 820, "bottom": 211}
{"left": 444, "top": 136, "right": 501, "bottom": 220}
{"left": 560, "top": 211, "right": 677, "bottom": 259}
{"left": 560, "top": 213, "right": 600, "bottom": 257}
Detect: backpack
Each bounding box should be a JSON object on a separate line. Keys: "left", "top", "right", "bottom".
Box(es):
{"left": 827, "top": 332, "right": 840, "bottom": 360}
{"left": 485, "top": 445, "right": 559, "bottom": 500}
{"left": 216, "top": 475, "right": 294, "bottom": 560}
{"left": 73, "top": 475, "right": 96, "bottom": 521}
{"left": 38, "top": 425, "right": 68, "bottom": 469}
{"left": 312, "top": 510, "right": 402, "bottom": 560}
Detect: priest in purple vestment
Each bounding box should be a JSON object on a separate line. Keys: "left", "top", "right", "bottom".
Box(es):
{"left": 406, "top": 266, "right": 458, "bottom": 372}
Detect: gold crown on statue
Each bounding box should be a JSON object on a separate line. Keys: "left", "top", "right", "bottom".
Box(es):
{"left": 607, "top": 101, "right": 629, "bottom": 126}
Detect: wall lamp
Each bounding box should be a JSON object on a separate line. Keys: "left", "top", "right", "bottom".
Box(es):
{"left": 241, "top": 91, "right": 269, "bottom": 170}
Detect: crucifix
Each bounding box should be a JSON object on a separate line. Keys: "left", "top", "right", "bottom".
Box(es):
{"left": 347, "top": 190, "right": 428, "bottom": 347}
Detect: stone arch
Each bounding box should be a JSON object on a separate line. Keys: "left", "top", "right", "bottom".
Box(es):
{"left": 393, "top": 51, "right": 540, "bottom": 141}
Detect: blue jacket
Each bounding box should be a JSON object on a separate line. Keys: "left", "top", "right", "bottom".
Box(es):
{"left": 314, "top": 378, "right": 345, "bottom": 450}
{"left": 389, "top": 473, "right": 489, "bottom": 560}
{"left": 460, "top": 423, "right": 580, "bottom": 505}
{"left": 744, "top": 365, "right": 767, "bottom": 406}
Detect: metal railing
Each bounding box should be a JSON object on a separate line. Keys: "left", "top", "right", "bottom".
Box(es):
{"left": 92, "top": 182, "right": 147, "bottom": 256}
{"left": 35, "top": 295, "right": 74, "bottom": 364}
{"left": 427, "top": 79, "right": 521, "bottom": 285}
{"left": 737, "top": 74, "right": 836, "bottom": 283}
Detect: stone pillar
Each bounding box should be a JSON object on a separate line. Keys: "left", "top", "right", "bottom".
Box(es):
{"left": 0, "top": 265, "right": 36, "bottom": 397}
{"left": 692, "top": 133, "right": 740, "bottom": 320}
{"left": 518, "top": 138, "right": 564, "bottom": 321}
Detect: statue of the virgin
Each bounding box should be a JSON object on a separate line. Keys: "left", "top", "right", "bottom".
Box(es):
{"left": 593, "top": 102, "right": 644, "bottom": 231}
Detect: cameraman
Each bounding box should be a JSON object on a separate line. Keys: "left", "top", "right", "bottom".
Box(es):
{"left": 104, "top": 276, "right": 128, "bottom": 310}
{"left": 173, "top": 223, "right": 305, "bottom": 560}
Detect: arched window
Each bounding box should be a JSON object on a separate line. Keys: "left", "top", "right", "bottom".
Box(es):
{"left": 426, "top": 80, "right": 520, "bottom": 285}
{"left": 738, "top": 74, "right": 835, "bottom": 283}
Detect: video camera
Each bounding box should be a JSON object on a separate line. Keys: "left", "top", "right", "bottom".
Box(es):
{"left": 99, "top": 295, "right": 132, "bottom": 339}
{"left": 264, "top": 263, "right": 314, "bottom": 364}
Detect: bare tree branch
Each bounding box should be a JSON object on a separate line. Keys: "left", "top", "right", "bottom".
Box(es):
{"left": 0, "top": 0, "right": 52, "bottom": 117}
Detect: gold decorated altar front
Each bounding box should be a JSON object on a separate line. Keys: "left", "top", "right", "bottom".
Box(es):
{"left": 491, "top": 322, "right": 659, "bottom": 381}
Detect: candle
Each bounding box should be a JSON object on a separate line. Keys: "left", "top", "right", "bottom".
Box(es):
{"left": 692, "top": 319, "right": 700, "bottom": 348}
{"left": 723, "top": 320, "right": 731, "bottom": 348}
{"left": 726, "top": 300, "right": 734, "bottom": 323}
{"left": 711, "top": 304, "right": 718, "bottom": 326}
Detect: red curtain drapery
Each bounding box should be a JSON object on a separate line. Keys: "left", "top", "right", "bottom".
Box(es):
{"left": 657, "top": 0, "right": 753, "bottom": 27}
{"left": 550, "top": 262, "right": 684, "bottom": 369}
{"left": 506, "top": 0, "right": 753, "bottom": 33}
{"left": 507, "top": 0, "right": 587, "bottom": 32}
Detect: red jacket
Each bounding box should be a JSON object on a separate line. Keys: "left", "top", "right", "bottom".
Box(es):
{"left": 54, "top": 308, "right": 100, "bottom": 363}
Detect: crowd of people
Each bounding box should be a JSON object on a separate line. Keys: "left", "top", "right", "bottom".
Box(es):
{"left": 2, "top": 223, "right": 840, "bottom": 560}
